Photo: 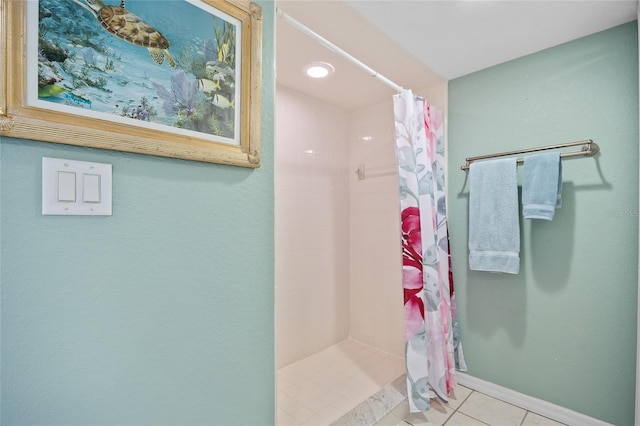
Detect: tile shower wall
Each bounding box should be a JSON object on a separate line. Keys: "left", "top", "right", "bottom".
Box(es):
{"left": 275, "top": 86, "right": 350, "bottom": 368}
{"left": 276, "top": 82, "right": 448, "bottom": 368}
{"left": 348, "top": 101, "right": 405, "bottom": 357}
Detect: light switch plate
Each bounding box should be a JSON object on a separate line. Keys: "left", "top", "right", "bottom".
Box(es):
{"left": 42, "top": 157, "right": 112, "bottom": 215}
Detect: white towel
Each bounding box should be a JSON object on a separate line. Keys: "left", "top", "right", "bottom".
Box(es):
{"left": 468, "top": 158, "right": 520, "bottom": 274}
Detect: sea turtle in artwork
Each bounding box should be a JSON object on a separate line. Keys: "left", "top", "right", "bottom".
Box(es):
{"left": 73, "top": 0, "right": 176, "bottom": 67}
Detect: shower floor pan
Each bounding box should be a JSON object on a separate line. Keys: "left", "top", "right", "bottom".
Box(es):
{"left": 277, "top": 339, "right": 406, "bottom": 425}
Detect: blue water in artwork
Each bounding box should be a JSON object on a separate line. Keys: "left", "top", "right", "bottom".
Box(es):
{"left": 37, "top": 0, "right": 239, "bottom": 142}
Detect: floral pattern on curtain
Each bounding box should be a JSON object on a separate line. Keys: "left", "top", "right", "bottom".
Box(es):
{"left": 393, "top": 90, "right": 467, "bottom": 412}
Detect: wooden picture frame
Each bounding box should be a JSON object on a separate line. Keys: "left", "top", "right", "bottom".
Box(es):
{"left": 0, "top": 0, "right": 263, "bottom": 168}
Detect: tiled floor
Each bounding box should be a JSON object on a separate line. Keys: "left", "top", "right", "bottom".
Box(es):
{"left": 377, "top": 386, "right": 566, "bottom": 426}
{"left": 278, "top": 339, "right": 566, "bottom": 426}
{"left": 277, "top": 339, "right": 405, "bottom": 425}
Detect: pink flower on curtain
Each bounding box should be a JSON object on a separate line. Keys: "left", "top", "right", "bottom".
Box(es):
{"left": 425, "top": 103, "right": 443, "bottom": 135}
{"left": 423, "top": 102, "right": 436, "bottom": 160}
{"left": 394, "top": 91, "right": 466, "bottom": 413}
{"left": 401, "top": 206, "right": 425, "bottom": 339}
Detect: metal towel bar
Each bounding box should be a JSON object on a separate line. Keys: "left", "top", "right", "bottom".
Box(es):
{"left": 460, "top": 139, "right": 599, "bottom": 171}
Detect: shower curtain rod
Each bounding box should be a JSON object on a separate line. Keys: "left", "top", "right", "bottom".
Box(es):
{"left": 275, "top": 7, "right": 405, "bottom": 93}
{"left": 460, "top": 139, "right": 600, "bottom": 171}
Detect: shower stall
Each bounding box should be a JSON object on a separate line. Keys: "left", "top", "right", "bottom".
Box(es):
{"left": 274, "top": 3, "right": 449, "bottom": 424}
{"left": 275, "top": 81, "right": 407, "bottom": 426}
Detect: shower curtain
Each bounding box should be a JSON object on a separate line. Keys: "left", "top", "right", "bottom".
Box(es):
{"left": 393, "top": 90, "right": 467, "bottom": 412}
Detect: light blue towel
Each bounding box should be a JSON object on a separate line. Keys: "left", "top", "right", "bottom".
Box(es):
{"left": 522, "top": 152, "right": 562, "bottom": 220}
{"left": 468, "top": 158, "right": 520, "bottom": 274}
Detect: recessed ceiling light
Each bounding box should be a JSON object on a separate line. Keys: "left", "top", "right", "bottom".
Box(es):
{"left": 303, "top": 61, "right": 334, "bottom": 79}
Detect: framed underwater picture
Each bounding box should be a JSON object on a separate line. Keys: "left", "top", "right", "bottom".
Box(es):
{"left": 0, "top": 0, "right": 263, "bottom": 167}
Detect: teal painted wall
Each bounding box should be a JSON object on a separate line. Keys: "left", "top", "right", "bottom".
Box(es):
{"left": 448, "top": 22, "right": 638, "bottom": 425}
{"left": 0, "top": 2, "right": 274, "bottom": 424}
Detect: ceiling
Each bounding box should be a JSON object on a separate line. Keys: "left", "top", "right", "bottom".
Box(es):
{"left": 275, "top": 0, "right": 638, "bottom": 111}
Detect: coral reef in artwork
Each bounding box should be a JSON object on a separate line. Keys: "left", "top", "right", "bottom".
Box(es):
{"left": 37, "top": 0, "right": 238, "bottom": 141}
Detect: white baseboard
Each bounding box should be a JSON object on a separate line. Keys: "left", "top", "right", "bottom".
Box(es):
{"left": 456, "top": 372, "right": 613, "bottom": 426}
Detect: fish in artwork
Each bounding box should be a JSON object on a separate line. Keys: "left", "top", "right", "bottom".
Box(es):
{"left": 211, "top": 94, "right": 234, "bottom": 109}
{"left": 197, "top": 78, "right": 221, "bottom": 94}
{"left": 218, "top": 42, "right": 231, "bottom": 63}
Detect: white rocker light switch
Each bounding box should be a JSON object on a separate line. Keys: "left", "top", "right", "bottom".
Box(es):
{"left": 42, "top": 157, "right": 112, "bottom": 216}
